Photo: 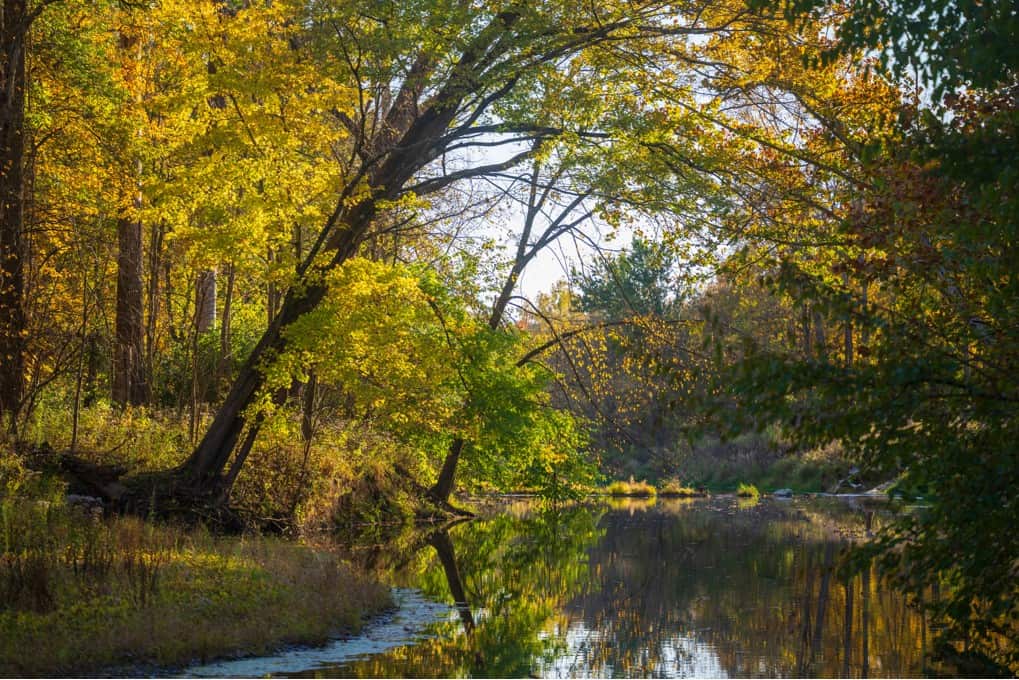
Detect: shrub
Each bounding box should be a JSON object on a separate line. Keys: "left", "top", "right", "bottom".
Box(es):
{"left": 736, "top": 482, "right": 760, "bottom": 499}
{"left": 658, "top": 479, "right": 701, "bottom": 497}
{"left": 605, "top": 478, "right": 657, "bottom": 497}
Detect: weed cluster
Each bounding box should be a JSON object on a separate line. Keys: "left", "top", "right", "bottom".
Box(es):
{"left": 735, "top": 482, "right": 760, "bottom": 499}
{"left": 604, "top": 478, "right": 657, "bottom": 497}
{"left": 657, "top": 479, "right": 702, "bottom": 497}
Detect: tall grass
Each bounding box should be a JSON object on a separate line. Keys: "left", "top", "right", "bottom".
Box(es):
{"left": 604, "top": 478, "right": 657, "bottom": 497}
{"left": 657, "top": 479, "right": 702, "bottom": 497}
{"left": 0, "top": 491, "right": 391, "bottom": 676}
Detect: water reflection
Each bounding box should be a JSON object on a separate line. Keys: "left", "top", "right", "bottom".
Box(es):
{"left": 313, "top": 498, "right": 926, "bottom": 678}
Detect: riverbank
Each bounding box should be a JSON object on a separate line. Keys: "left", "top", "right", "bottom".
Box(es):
{"left": 182, "top": 588, "right": 452, "bottom": 677}
{"left": 0, "top": 501, "right": 392, "bottom": 677}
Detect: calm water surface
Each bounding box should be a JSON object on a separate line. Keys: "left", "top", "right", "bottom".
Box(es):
{"left": 267, "top": 497, "right": 928, "bottom": 677}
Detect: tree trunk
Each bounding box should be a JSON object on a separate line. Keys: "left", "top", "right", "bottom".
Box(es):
{"left": 145, "top": 221, "right": 164, "bottom": 388}
{"left": 71, "top": 277, "right": 90, "bottom": 454}
{"left": 300, "top": 370, "right": 317, "bottom": 442}
{"left": 860, "top": 280, "right": 869, "bottom": 351}
{"left": 802, "top": 306, "right": 812, "bottom": 359}
{"left": 218, "top": 263, "right": 234, "bottom": 385}
{"left": 813, "top": 310, "right": 827, "bottom": 362}
{"left": 176, "top": 7, "right": 539, "bottom": 498}
{"left": 0, "top": 0, "right": 29, "bottom": 426}
{"left": 431, "top": 438, "right": 464, "bottom": 504}
{"left": 113, "top": 213, "right": 148, "bottom": 405}
{"left": 177, "top": 196, "right": 380, "bottom": 493}
{"left": 428, "top": 280, "right": 518, "bottom": 504}
{"left": 113, "top": 26, "right": 148, "bottom": 406}
{"left": 428, "top": 180, "right": 547, "bottom": 503}
{"left": 266, "top": 248, "right": 279, "bottom": 326}
{"left": 843, "top": 272, "right": 853, "bottom": 368}
{"left": 178, "top": 269, "right": 338, "bottom": 489}
{"left": 196, "top": 268, "right": 216, "bottom": 333}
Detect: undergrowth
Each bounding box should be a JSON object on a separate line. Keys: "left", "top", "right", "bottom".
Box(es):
{"left": 0, "top": 460, "right": 391, "bottom": 676}
{"left": 20, "top": 401, "right": 433, "bottom": 531}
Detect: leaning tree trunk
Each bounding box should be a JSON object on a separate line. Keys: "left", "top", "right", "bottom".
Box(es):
{"left": 177, "top": 281, "right": 328, "bottom": 488}
{"left": 428, "top": 159, "right": 575, "bottom": 504}
{"left": 174, "top": 6, "right": 545, "bottom": 500}
{"left": 429, "top": 269, "right": 520, "bottom": 503}
{"left": 0, "top": 0, "right": 28, "bottom": 427}
{"left": 177, "top": 200, "right": 376, "bottom": 492}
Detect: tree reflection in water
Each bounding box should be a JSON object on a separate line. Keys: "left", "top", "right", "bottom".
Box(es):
{"left": 313, "top": 498, "right": 926, "bottom": 678}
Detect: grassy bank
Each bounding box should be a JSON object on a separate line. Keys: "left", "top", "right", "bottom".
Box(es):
{"left": 673, "top": 432, "right": 869, "bottom": 494}
{"left": 601, "top": 428, "right": 869, "bottom": 495}
{"left": 0, "top": 482, "right": 392, "bottom": 676}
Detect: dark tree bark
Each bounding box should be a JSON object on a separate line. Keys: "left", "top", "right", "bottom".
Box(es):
{"left": 113, "top": 29, "right": 148, "bottom": 406}
{"left": 113, "top": 214, "right": 148, "bottom": 405}
{"left": 177, "top": 217, "right": 366, "bottom": 489}
{"left": 843, "top": 272, "right": 853, "bottom": 368}
{"left": 860, "top": 280, "right": 870, "bottom": 350}
{"left": 801, "top": 306, "right": 812, "bottom": 359}
{"left": 813, "top": 310, "right": 827, "bottom": 362}
{"left": 266, "top": 248, "right": 279, "bottom": 327}
{"left": 217, "top": 263, "right": 234, "bottom": 385}
{"left": 431, "top": 438, "right": 464, "bottom": 505}
{"left": 0, "top": 0, "right": 29, "bottom": 426}
{"left": 145, "top": 221, "right": 164, "bottom": 389}
{"left": 176, "top": 25, "right": 481, "bottom": 494}
{"left": 300, "top": 370, "right": 316, "bottom": 442}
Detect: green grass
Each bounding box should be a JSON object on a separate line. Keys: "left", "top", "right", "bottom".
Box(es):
{"left": 0, "top": 492, "right": 392, "bottom": 676}
{"left": 604, "top": 479, "right": 657, "bottom": 497}
{"left": 671, "top": 431, "right": 867, "bottom": 494}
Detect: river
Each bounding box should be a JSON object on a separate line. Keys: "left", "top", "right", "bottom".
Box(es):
{"left": 188, "top": 496, "right": 928, "bottom": 678}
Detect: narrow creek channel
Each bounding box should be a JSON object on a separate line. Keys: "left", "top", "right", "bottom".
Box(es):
{"left": 185, "top": 496, "right": 927, "bottom": 678}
